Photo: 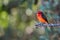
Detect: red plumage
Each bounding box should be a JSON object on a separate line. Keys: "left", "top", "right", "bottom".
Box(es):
{"left": 36, "top": 11, "right": 48, "bottom": 23}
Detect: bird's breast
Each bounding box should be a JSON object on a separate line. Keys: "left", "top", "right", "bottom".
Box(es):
{"left": 37, "top": 15, "right": 47, "bottom": 23}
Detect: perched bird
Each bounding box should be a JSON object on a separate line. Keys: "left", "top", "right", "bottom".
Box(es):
{"left": 36, "top": 10, "right": 55, "bottom": 34}
{"left": 36, "top": 10, "right": 52, "bottom": 32}
{"left": 36, "top": 10, "right": 48, "bottom": 24}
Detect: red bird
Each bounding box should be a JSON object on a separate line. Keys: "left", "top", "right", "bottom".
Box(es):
{"left": 36, "top": 11, "right": 48, "bottom": 24}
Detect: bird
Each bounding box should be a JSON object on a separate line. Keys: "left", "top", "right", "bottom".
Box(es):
{"left": 36, "top": 10, "right": 48, "bottom": 24}
{"left": 36, "top": 10, "right": 52, "bottom": 32}
{"left": 36, "top": 10, "right": 55, "bottom": 33}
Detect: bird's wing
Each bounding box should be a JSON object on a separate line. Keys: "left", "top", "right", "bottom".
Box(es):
{"left": 42, "top": 12, "right": 48, "bottom": 23}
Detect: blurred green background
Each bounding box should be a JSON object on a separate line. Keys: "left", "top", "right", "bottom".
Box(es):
{"left": 0, "top": 0, "right": 60, "bottom": 40}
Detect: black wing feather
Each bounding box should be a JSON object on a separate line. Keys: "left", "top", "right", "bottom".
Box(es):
{"left": 42, "top": 12, "right": 48, "bottom": 23}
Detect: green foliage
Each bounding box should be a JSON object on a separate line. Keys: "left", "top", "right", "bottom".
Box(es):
{"left": 18, "top": 22, "right": 26, "bottom": 31}
{"left": 0, "top": 11, "right": 8, "bottom": 29}
{"left": 0, "top": 0, "right": 2, "bottom": 11}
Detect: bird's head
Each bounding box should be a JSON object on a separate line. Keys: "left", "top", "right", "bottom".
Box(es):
{"left": 37, "top": 11, "right": 43, "bottom": 16}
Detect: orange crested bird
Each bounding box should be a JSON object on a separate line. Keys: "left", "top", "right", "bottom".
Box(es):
{"left": 36, "top": 10, "right": 52, "bottom": 32}
{"left": 36, "top": 10, "right": 48, "bottom": 24}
